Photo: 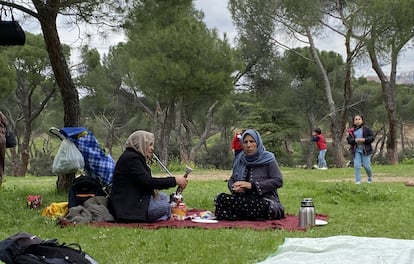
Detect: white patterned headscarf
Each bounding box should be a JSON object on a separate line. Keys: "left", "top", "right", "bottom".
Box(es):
{"left": 125, "top": 130, "right": 154, "bottom": 161}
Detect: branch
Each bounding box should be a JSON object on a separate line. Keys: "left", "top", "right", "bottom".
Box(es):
{"left": 28, "top": 85, "right": 56, "bottom": 123}
{"left": 268, "top": 34, "right": 314, "bottom": 62}
{"left": 320, "top": 98, "right": 365, "bottom": 123}
{"left": 0, "top": 0, "right": 39, "bottom": 19}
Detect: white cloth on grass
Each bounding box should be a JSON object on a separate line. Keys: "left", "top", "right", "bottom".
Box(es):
{"left": 257, "top": 235, "right": 414, "bottom": 264}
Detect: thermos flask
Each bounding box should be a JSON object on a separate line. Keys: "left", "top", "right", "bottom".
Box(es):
{"left": 299, "top": 198, "right": 315, "bottom": 227}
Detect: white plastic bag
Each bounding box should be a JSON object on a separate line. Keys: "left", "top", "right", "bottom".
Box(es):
{"left": 52, "top": 139, "right": 85, "bottom": 174}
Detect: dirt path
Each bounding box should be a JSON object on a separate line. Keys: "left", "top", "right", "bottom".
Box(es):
{"left": 185, "top": 171, "right": 230, "bottom": 181}
{"left": 186, "top": 171, "right": 413, "bottom": 184}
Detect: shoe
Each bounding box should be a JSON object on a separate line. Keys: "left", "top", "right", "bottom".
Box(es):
{"left": 405, "top": 181, "right": 414, "bottom": 186}
{"left": 355, "top": 181, "right": 361, "bottom": 185}
{"left": 320, "top": 167, "right": 328, "bottom": 170}
{"left": 368, "top": 178, "right": 372, "bottom": 184}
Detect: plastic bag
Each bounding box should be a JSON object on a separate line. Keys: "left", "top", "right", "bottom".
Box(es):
{"left": 41, "top": 202, "right": 69, "bottom": 218}
{"left": 52, "top": 139, "right": 85, "bottom": 174}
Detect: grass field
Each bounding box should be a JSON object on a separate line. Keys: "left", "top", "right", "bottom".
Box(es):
{"left": 1, "top": 165, "right": 414, "bottom": 263}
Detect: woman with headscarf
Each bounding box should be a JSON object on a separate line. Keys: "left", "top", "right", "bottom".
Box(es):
{"left": 214, "top": 129, "right": 285, "bottom": 220}
{"left": 108, "top": 130, "right": 188, "bottom": 222}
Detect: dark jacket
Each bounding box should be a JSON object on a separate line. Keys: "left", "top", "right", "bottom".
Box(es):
{"left": 108, "top": 148, "right": 176, "bottom": 222}
{"left": 346, "top": 126, "right": 376, "bottom": 155}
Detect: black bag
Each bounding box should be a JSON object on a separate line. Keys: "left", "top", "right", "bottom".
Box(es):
{"left": 0, "top": 20, "right": 26, "bottom": 46}
{"left": 0, "top": 232, "right": 41, "bottom": 264}
{"left": 68, "top": 175, "right": 107, "bottom": 208}
{"left": 0, "top": 232, "right": 98, "bottom": 264}
{"left": 6, "top": 131, "right": 17, "bottom": 148}
{"left": 14, "top": 239, "right": 98, "bottom": 264}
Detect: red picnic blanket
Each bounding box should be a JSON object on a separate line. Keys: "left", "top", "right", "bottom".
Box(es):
{"left": 59, "top": 209, "right": 328, "bottom": 231}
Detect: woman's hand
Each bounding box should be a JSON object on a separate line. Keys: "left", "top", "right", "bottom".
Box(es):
{"left": 232, "top": 181, "right": 252, "bottom": 193}
{"left": 356, "top": 138, "right": 365, "bottom": 143}
{"left": 175, "top": 177, "right": 188, "bottom": 190}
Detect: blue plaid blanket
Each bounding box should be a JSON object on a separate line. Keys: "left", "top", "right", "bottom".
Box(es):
{"left": 60, "top": 127, "right": 114, "bottom": 186}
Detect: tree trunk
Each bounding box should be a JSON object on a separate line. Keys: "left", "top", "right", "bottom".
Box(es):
{"left": 17, "top": 140, "right": 29, "bottom": 176}
{"left": 338, "top": 29, "right": 357, "bottom": 159}
{"left": 37, "top": 17, "right": 80, "bottom": 127}
{"left": 9, "top": 142, "right": 19, "bottom": 176}
{"left": 154, "top": 100, "right": 175, "bottom": 166}
{"left": 35, "top": 4, "right": 81, "bottom": 191}
{"left": 133, "top": 97, "right": 173, "bottom": 167}
{"left": 368, "top": 47, "right": 398, "bottom": 164}
{"left": 306, "top": 28, "right": 345, "bottom": 167}
{"left": 400, "top": 122, "right": 405, "bottom": 154}
{"left": 175, "top": 106, "right": 191, "bottom": 164}
{"left": 373, "top": 125, "right": 386, "bottom": 159}
{"left": 189, "top": 101, "right": 219, "bottom": 162}
{"left": 305, "top": 114, "right": 316, "bottom": 169}
{"left": 15, "top": 78, "right": 55, "bottom": 177}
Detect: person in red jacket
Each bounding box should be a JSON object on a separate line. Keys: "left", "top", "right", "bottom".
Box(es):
{"left": 231, "top": 129, "right": 245, "bottom": 157}
{"left": 312, "top": 128, "right": 328, "bottom": 170}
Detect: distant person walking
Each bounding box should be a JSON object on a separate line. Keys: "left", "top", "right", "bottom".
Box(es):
{"left": 0, "top": 111, "right": 8, "bottom": 185}
{"left": 347, "top": 114, "right": 375, "bottom": 184}
{"left": 311, "top": 128, "right": 328, "bottom": 170}
{"left": 231, "top": 129, "right": 245, "bottom": 157}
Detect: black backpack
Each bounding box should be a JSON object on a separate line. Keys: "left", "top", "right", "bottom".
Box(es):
{"left": 0, "top": 232, "right": 98, "bottom": 264}
{"left": 68, "top": 175, "right": 107, "bottom": 208}
{"left": 0, "top": 233, "right": 41, "bottom": 264}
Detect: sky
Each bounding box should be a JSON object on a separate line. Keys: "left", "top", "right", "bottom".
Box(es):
{"left": 18, "top": 0, "right": 414, "bottom": 77}
{"left": 194, "top": 0, "right": 414, "bottom": 77}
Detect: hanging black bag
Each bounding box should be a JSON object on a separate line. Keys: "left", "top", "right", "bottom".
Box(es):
{"left": 0, "top": 12, "right": 26, "bottom": 46}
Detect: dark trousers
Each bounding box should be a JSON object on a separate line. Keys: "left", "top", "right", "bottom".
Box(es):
{"left": 214, "top": 193, "right": 271, "bottom": 221}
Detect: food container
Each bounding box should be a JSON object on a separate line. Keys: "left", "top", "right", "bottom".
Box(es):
{"left": 171, "top": 203, "right": 187, "bottom": 221}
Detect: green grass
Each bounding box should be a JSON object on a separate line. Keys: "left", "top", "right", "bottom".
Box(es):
{"left": 1, "top": 165, "right": 414, "bottom": 263}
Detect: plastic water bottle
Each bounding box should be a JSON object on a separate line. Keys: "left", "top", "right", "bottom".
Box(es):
{"left": 299, "top": 198, "right": 315, "bottom": 227}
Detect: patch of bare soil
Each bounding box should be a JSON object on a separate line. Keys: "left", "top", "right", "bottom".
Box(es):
{"left": 189, "top": 171, "right": 231, "bottom": 181}
{"left": 153, "top": 171, "right": 231, "bottom": 181}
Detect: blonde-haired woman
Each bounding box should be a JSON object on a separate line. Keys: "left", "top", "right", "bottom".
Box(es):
{"left": 109, "top": 130, "right": 187, "bottom": 222}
